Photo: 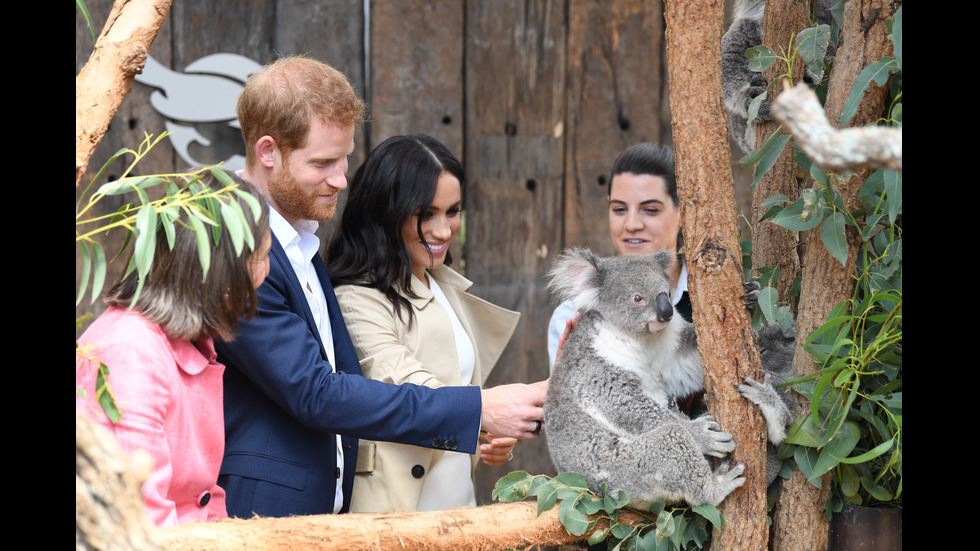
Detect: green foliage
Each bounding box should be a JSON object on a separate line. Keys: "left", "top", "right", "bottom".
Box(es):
{"left": 76, "top": 133, "right": 262, "bottom": 308}
{"left": 742, "top": 6, "right": 903, "bottom": 509}
{"left": 76, "top": 133, "right": 262, "bottom": 421}
{"left": 494, "top": 471, "right": 721, "bottom": 550}
{"left": 76, "top": 0, "right": 98, "bottom": 46}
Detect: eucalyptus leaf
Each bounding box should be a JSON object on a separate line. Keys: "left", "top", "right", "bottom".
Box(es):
{"left": 554, "top": 472, "right": 589, "bottom": 489}
{"left": 739, "top": 126, "right": 784, "bottom": 167}
{"left": 838, "top": 463, "right": 860, "bottom": 497}
{"left": 797, "top": 24, "right": 830, "bottom": 66}
{"left": 133, "top": 206, "right": 157, "bottom": 279}
{"left": 838, "top": 437, "right": 895, "bottom": 464}
{"left": 819, "top": 212, "right": 848, "bottom": 266}
{"left": 772, "top": 197, "right": 824, "bottom": 231}
{"left": 746, "top": 89, "right": 769, "bottom": 132}
{"left": 839, "top": 58, "right": 899, "bottom": 127}
{"left": 811, "top": 421, "right": 861, "bottom": 478}
{"left": 559, "top": 496, "right": 590, "bottom": 536}
{"left": 221, "top": 201, "right": 246, "bottom": 256}
{"left": 209, "top": 166, "right": 235, "bottom": 187}
{"left": 759, "top": 194, "right": 789, "bottom": 210}
{"left": 758, "top": 286, "right": 779, "bottom": 324}
{"left": 77, "top": 241, "right": 92, "bottom": 306}
{"left": 233, "top": 186, "right": 264, "bottom": 221}
{"left": 588, "top": 526, "right": 609, "bottom": 545}
{"left": 96, "top": 363, "right": 122, "bottom": 423}
{"left": 187, "top": 212, "right": 212, "bottom": 279}
{"left": 492, "top": 470, "right": 532, "bottom": 501}
{"left": 691, "top": 503, "right": 724, "bottom": 529}
{"left": 889, "top": 6, "right": 902, "bottom": 70}
{"left": 90, "top": 241, "right": 107, "bottom": 304}
{"left": 883, "top": 169, "right": 902, "bottom": 224}
{"left": 746, "top": 45, "right": 778, "bottom": 72}
{"left": 750, "top": 135, "right": 791, "bottom": 190}
{"left": 611, "top": 522, "right": 635, "bottom": 540}
{"left": 656, "top": 510, "right": 675, "bottom": 538}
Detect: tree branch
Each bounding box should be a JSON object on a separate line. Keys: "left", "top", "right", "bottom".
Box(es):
{"left": 773, "top": 82, "right": 902, "bottom": 173}
{"left": 75, "top": 0, "right": 173, "bottom": 186}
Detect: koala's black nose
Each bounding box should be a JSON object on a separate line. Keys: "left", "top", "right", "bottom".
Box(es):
{"left": 655, "top": 292, "right": 673, "bottom": 323}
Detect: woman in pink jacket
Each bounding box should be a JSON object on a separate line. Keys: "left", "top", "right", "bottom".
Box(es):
{"left": 76, "top": 170, "right": 270, "bottom": 526}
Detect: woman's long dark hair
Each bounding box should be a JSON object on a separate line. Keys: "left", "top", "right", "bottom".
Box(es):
{"left": 328, "top": 134, "right": 464, "bottom": 327}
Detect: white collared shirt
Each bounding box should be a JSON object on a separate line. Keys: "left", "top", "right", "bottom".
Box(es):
{"left": 268, "top": 208, "right": 344, "bottom": 514}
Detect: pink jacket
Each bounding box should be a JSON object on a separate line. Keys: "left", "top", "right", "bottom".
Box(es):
{"left": 76, "top": 307, "right": 227, "bottom": 526}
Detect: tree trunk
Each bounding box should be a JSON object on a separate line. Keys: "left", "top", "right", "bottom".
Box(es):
{"left": 772, "top": 1, "right": 897, "bottom": 549}
{"left": 663, "top": 1, "right": 768, "bottom": 549}
{"left": 75, "top": 0, "right": 173, "bottom": 186}
{"left": 751, "top": 0, "right": 812, "bottom": 306}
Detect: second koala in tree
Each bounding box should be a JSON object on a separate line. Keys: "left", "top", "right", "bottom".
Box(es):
{"left": 722, "top": 0, "right": 834, "bottom": 153}
{"left": 544, "top": 248, "right": 792, "bottom": 507}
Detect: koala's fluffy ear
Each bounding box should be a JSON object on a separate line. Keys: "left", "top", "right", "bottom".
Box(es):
{"left": 651, "top": 250, "right": 674, "bottom": 278}
{"left": 549, "top": 248, "right": 602, "bottom": 311}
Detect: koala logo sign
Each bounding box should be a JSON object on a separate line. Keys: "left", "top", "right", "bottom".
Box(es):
{"left": 135, "top": 53, "right": 261, "bottom": 171}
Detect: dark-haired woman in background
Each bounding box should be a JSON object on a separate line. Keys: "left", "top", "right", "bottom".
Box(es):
{"left": 76, "top": 171, "right": 270, "bottom": 526}
{"left": 329, "top": 134, "right": 527, "bottom": 512}
{"left": 547, "top": 143, "right": 689, "bottom": 368}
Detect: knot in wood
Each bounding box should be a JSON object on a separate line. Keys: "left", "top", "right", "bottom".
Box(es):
{"left": 122, "top": 44, "right": 148, "bottom": 74}
{"left": 696, "top": 238, "right": 727, "bottom": 272}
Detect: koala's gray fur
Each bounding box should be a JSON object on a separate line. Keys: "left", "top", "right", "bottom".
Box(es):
{"left": 722, "top": 0, "right": 834, "bottom": 153}
{"left": 544, "top": 248, "right": 793, "bottom": 507}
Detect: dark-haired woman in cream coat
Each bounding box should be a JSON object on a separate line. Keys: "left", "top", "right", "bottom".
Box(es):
{"left": 330, "top": 134, "right": 526, "bottom": 512}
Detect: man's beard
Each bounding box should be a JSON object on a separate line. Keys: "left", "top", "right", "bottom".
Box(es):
{"left": 267, "top": 164, "right": 339, "bottom": 222}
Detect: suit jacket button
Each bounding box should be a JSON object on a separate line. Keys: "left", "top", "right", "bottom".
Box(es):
{"left": 335, "top": 467, "right": 342, "bottom": 479}
{"left": 411, "top": 464, "right": 425, "bottom": 479}
{"left": 449, "top": 440, "right": 459, "bottom": 451}
{"left": 432, "top": 438, "right": 443, "bottom": 448}
{"left": 196, "top": 491, "right": 211, "bottom": 507}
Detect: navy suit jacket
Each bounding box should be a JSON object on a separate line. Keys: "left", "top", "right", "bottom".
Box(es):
{"left": 216, "top": 235, "right": 482, "bottom": 517}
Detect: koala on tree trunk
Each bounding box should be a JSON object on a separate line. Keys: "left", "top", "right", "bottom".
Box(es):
{"left": 722, "top": 0, "right": 834, "bottom": 153}
{"left": 544, "top": 248, "right": 793, "bottom": 507}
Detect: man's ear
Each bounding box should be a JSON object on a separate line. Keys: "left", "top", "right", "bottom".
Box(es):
{"left": 255, "top": 136, "right": 279, "bottom": 169}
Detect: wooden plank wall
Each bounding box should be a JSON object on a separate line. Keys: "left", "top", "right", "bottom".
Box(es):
{"left": 79, "top": 0, "right": 758, "bottom": 507}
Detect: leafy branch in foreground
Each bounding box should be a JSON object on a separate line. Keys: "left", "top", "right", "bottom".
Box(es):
{"left": 76, "top": 133, "right": 262, "bottom": 307}
{"left": 494, "top": 471, "right": 723, "bottom": 550}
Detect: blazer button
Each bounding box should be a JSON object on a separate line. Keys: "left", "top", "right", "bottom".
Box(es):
{"left": 411, "top": 464, "right": 425, "bottom": 479}
{"left": 448, "top": 440, "right": 459, "bottom": 451}
{"left": 432, "top": 438, "right": 444, "bottom": 448}
{"left": 335, "top": 467, "right": 342, "bottom": 479}
{"left": 196, "top": 491, "right": 211, "bottom": 507}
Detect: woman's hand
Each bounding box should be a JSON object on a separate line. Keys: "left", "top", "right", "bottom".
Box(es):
{"left": 479, "top": 432, "right": 518, "bottom": 466}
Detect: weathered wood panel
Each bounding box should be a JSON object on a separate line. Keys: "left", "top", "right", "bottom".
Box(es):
{"left": 272, "top": 0, "right": 367, "bottom": 251}
{"left": 564, "top": 0, "right": 666, "bottom": 256}
{"left": 368, "top": 0, "right": 464, "bottom": 158}
{"left": 464, "top": 0, "right": 568, "bottom": 503}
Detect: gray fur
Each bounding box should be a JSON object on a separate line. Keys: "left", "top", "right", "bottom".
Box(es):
{"left": 722, "top": 0, "right": 834, "bottom": 153}
{"left": 544, "top": 248, "right": 793, "bottom": 506}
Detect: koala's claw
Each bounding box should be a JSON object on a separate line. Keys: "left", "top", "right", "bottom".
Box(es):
{"left": 691, "top": 415, "right": 736, "bottom": 457}
{"left": 743, "top": 282, "right": 761, "bottom": 312}
{"left": 703, "top": 462, "right": 746, "bottom": 506}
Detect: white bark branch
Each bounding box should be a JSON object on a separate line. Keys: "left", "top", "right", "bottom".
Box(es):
{"left": 772, "top": 83, "right": 902, "bottom": 173}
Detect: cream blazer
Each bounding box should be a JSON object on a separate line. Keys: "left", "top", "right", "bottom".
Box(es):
{"left": 336, "top": 266, "right": 520, "bottom": 513}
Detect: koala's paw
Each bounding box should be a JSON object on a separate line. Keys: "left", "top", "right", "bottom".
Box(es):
{"left": 742, "top": 281, "right": 761, "bottom": 312}
{"left": 739, "top": 378, "right": 791, "bottom": 445}
{"left": 690, "top": 414, "right": 736, "bottom": 458}
{"left": 702, "top": 461, "right": 746, "bottom": 506}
